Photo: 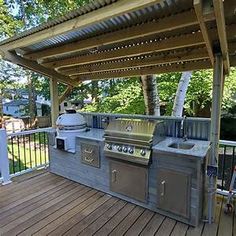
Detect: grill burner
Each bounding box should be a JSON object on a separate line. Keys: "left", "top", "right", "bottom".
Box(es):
{"left": 104, "top": 119, "right": 165, "bottom": 165}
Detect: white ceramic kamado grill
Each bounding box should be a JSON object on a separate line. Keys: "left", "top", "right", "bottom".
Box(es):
{"left": 55, "top": 110, "right": 87, "bottom": 153}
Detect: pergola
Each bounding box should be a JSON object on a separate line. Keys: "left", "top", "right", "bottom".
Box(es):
{"left": 0, "top": 0, "right": 235, "bottom": 223}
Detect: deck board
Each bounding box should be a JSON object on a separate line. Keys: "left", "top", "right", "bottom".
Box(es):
{"left": 0, "top": 171, "right": 234, "bottom": 236}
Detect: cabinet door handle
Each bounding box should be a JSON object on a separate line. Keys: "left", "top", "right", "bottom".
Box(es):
{"left": 112, "top": 170, "right": 117, "bottom": 182}
{"left": 84, "top": 149, "right": 93, "bottom": 154}
{"left": 84, "top": 156, "right": 94, "bottom": 163}
{"left": 161, "top": 180, "right": 165, "bottom": 196}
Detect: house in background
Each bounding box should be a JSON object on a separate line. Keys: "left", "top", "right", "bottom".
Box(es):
{"left": 3, "top": 99, "right": 48, "bottom": 118}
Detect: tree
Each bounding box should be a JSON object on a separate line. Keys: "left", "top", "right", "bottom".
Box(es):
{"left": 172, "top": 71, "right": 192, "bottom": 117}
{"left": 141, "top": 75, "right": 160, "bottom": 116}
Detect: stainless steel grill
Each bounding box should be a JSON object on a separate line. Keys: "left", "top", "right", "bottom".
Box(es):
{"left": 104, "top": 119, "right": 165, "bottom": 165}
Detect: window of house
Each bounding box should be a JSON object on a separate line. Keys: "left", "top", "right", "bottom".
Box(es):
{"left": 64, "top": 102, "right": 68, "bottom": 107}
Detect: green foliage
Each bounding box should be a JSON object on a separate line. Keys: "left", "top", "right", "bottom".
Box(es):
{"left": 0, "top": 0, "right": 23, "bottom": 39}
{"left": 82, "top": 78, "right": 145, "bottom": 114}
{"left": 222, "top": 68, "right": 236, "bottom": 112}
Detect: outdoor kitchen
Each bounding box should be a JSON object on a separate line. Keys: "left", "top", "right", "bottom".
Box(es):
{"left": 49, "top": 110, "right": 211, "bottom": 226}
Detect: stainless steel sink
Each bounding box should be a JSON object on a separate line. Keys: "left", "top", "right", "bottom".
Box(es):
{"left": 168, "top": 142, "right": 194, "bottom": 150}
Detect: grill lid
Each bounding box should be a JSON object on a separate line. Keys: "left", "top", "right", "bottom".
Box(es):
{"left": 104, "top": 119, "right": 158, "bottom": 142}
{"left": 56, "top": 112, "right": 86, "bottom": 130}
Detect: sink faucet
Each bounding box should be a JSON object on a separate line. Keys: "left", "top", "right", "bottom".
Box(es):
{"left": 181, "top": 116, "right": 188, "bottom": 141}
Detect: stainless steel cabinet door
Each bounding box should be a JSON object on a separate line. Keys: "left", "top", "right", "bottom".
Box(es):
{"left": 157, "top": 168, "right": 190, "bottom": 218}
{"left": 110, "top": 160, "right": 148, "bottom": 202}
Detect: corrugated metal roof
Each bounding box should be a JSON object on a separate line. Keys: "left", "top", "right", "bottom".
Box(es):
{"left": 0, "top": 0, "right": 118, "bottom": 46}
{"left": 0, "top": 0, "right": 192, "bottom": 52}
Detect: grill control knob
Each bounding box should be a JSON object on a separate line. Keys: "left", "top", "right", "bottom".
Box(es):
{"left": 107, "top": 144, "right": 112, "bottom": 150}
{"left": 117, "top": 146, "right": 122, "bottom": 152}
{"left": 140, "top": 149, "right": 146, "bottom": 156}
{"left": 123, "top": 146, "right": 128, "bottom": 153}
{"left": 128, "top": 147, "right": 134, "bottom": 154}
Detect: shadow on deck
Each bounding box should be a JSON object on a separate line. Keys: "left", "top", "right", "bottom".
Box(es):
{"left": 0, "top": 170, "right": 235, "bottom": 236}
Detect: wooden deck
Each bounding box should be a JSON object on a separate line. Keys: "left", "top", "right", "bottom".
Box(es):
{"left": 0, "top": 170, "right": 235, "bottom": 236}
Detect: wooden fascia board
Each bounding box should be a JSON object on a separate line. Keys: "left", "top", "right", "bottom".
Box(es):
{"left": 213, "top": 0, "right": 230, "bottom": 74}
{"left": 1, "top": 51, "right": 77, "bottom": 86}
{"left": 194, "top": 0, "right": 214, "bottom": 65}
{"left": 23, "top": 10, "right": 207, "bottom": 61}
{"left": 42, "top": 31, "right": 206, "bottom": 69}
{"left": 73, "top": 60, "right": 212, "bottom": 81}
{"left": 1, "top": 0, "right": 162, "bottom": 51}
{"left": 59, "top": 48, "right": 209, "bottom": 75}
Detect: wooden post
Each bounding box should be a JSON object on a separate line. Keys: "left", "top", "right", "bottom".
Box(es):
{"left": 0, "top": 129, "right": 12, "bottom": 185}
{"left": 50, "top": 78, "right": 59, "bottom": 128}
{"left": 207, "top": 54, "right": 224, "bottom": 223}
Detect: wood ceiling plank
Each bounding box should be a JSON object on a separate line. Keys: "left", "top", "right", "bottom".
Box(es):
{"left": 73, "top": 60, "right": 212, "bottom": 81}
{"left": 24, "top": 10, "right": 206, "bottom": 61}
{"left": 59, "top": 48, "right": 208, "bottom": 75}
{"left": 42, "top": 32, "right": 206, "bottom": 69}
{"left": 2, "top": 51, "right": 77, "bottom": 86}
{"left": 213, "top": 0, "right": 230, "bottom": 74}
{"left": 1, "top": 0, "right": 163, "bottom": 51}
{"left": 194, "top": 0, "right": 214, "bottom": 65}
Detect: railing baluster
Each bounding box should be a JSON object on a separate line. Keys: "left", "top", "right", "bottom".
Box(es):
{"left": 23, "top": 135, "right": 27, "bottom": 170}
{"left": 43, "top": 132, "right": 47, "bottom": 164}
{"left": 39, "top": 132, "right": 42, "bottom": 165}
{"left": 28, "top": 134, "right": 32, "bottom": 169}
{"left": 222, "top": 145, "right": 226, "bottom": 190}
{"left": 17, "top": 136, "right": 21, "bottom": 172}
{"left": 11, "top": 136, "right": 15, "bottom": 174}
{"left": 33, "top": 133, "right": 37, "bottom": 167}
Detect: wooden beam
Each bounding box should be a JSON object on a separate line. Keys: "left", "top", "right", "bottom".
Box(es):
{"left": 194, "top": 0, "right": 214, "bottom": 65}
{"left": 24, "top": 10, "right": 211, "bottom": 61}
{"left": 213, "top": 0, "right": 230, "bottom": 74}
{"left": 59, "top": 48, "right": 209, "bottom": 75}
{"left": 59, "top": 86, "right": 73, "bottom": 104}
{"left": 50, "top": 78, "right": 59, "bottom": 128}
{"left": 208, "top": 54, "right": 223, "bottom": 223}
{"left": 1, "top": 0, "right": 163, "bottom": 51}
{"left": 42, "top": 31, "right": 206, "bottom": 69}
{"left": 73, "top": 60, "right": 212, "bottom": 81}
{"left": 0, "top": 50, "right": 76, "bottom": 86}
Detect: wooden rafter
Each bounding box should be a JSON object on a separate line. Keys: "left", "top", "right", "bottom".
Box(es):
{"left": 73, "top": 60, "right": 212, "bottom": 81}
{"left": 23, "top": 10, "right": 213, "bottom": 61}
{"left": 1, "top": 51, "right": 76, "bottom": 86}
{"left": 59, "top": 48, "right": 208, "bottom": 76}
{"left": 213, "top": 0, "right": 230, "bottom": 74}
{"left": 1, "top": 0, "right": 163, "bottom": 51}
{"left": 42, "top": 31, "right": 206, "bottom": 69}
{"left": 194, "top": 0, "right": 214, "bottom": 65}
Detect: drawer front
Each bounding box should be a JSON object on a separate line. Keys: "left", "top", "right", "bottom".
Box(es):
{"left": 81, "top": 142, "right": 100, "bottom": 168}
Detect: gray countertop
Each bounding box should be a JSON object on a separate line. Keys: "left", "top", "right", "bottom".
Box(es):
{"left": 153, "top": 137, "right": 211, "bottom": 159}
{"left": 76, "top": 128, "right": 104, "bottom": 141}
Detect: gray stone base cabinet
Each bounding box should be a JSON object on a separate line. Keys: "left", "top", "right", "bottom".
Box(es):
{"left": 48, "top": 130, "right": 210, "bottom": 227}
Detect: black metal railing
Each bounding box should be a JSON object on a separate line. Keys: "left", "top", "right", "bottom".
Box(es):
{"left": 217, "top": 140, "right": 236, "bottom": 192}
{"left": 7, "top": 129, "right": 50, "bottom": 175}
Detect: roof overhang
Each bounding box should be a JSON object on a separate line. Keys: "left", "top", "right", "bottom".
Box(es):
{"left": 0, "top": 0, "right": 235, "bottom": 86}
